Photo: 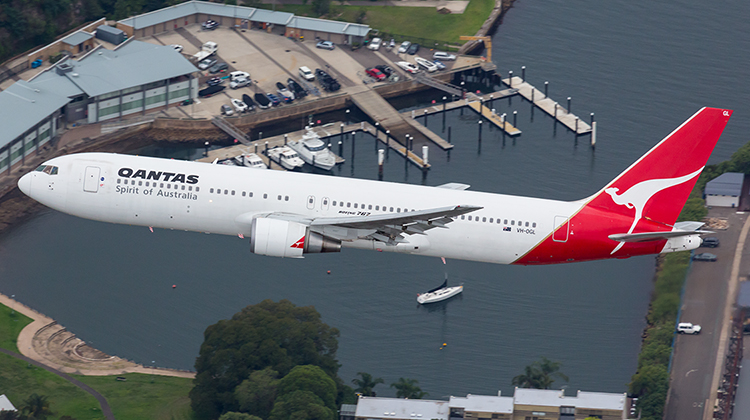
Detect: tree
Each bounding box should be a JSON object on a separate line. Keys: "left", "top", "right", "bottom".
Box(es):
{"left": 219, "top": 413, "right": 263, "bottom": 420}
{"left": 21, "top": 393, "right": 54, "bottom": 420}
{"left": 511, "top": 364, "right": 544, "bottom": 389}
{"left": 390, "top": 378, "right": 428, "bottom": 399}
{"left": 311, "top": 0, "right": 330, "bottom": 16}
{"left": 190, "top": 300, "right": 340, "bottom": 419}
{"left": 0, "top": 410, "right": 20, "bottom": 420}
{"left": 269, "top": 390, "right": 335, "bottom": 420}
{"left": 512, "top": 357, "right": 568, "bottom": 389}
{"left": 236, "top": 367, "right": 280, "bottom": 419}
{"left": 352, "top": 372, "right": 384, "bottom": 396}
{"left": 277, "top": 365, "right": 338, "bottom": 412}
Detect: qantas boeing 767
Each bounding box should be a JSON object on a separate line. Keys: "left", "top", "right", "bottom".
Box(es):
{"left": 17, "top": 108, "right": 732, "bottom": 264}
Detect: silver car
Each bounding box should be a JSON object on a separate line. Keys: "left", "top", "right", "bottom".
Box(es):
{"left": 230, "top": 77, "right": 252, "bottom": 89}
{"left": 397, "top": 41, "right": 411, "bottom": 53}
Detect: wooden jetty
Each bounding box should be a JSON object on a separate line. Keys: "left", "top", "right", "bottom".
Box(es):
{"left": 466, "top": 101, "right": 521, "bottom": 136}
{"left": 502, "top": 76, "right": 592, "bottom": 135}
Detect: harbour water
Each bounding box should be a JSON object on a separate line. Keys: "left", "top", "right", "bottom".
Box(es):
{"left": 2, "top": 0, "right": 750, "bottom": 400}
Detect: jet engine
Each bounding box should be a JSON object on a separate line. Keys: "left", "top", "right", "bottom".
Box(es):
{"left": 661, "top": 234, "right": 701, "bottom": 253}
{"left": 250, "top": 218, "right": 341, "bottom": 257}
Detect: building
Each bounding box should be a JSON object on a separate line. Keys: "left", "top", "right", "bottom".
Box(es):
{"left": 353, "top": 388, "right": 631, "bottom": 420}
{"left": 0, "top": 394, "right": 16, "bottom": 412}
{"left": 705, "top": 172, "right": 744, "bottom": 208}
{"left": 0, "top": 40, "right": 198, "bottom": 176}
{"left": 116, "top": 0, "right": 369, "bottom": 44}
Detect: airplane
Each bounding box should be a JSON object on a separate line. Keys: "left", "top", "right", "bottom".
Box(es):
{"left": 17, "top": 107, "right": 732, "bottom": 265}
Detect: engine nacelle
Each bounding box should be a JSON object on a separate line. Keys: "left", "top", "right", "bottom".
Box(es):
{"left": 250, "top": 218, "right": 341, "bottom": 258}
{"left": 661, "top": 234, "right": 701, "bottom": 254}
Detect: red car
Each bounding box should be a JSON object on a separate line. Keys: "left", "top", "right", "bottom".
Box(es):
{"left": 365, "top": 67, "right": 386, "bottom": 81}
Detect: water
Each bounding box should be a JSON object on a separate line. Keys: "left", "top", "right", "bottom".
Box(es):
{"left": 2, "top": 0, "right": 750, "bottom": 400}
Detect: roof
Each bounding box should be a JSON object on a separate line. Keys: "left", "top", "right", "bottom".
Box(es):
{"left": 738, "top": 281, "right": 750, "bottom": 308}
{"left": 0, "top": 394, "right": 16, "bottom": 411}
{"left": 449, "top": 395, "right": 513, "bottom": 414}
{"left": 248, "top": 8, "right": 294, "bottom": 25}
{"left": 118, "top": 0, "right": 256, "bottom": 30}
{"left": 341, "top": 404, "right": 358, "bottom": 415}
{"left": 287, "top": 16, "right": 370, "bottom": 36}
{"left": 706, "top": 172, "right": 744, "bottom": 196}
{"left": 512, "top": 388, "right": 625, "bottom": 411}
{"left": 62, "top": 31, "right": 94, "bottom": 46}
{"left": 355, "top": 396, "right": 449, "bottom": 420}
{"left": 96, "top": 25, "right": 125, "bottom": 36}
{"left": 59, "top": 40, "right": 197, "bottom": 97}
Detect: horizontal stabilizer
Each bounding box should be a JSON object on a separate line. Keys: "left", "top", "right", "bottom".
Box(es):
{"left": 609, "top": 230, "right": 713, "bottom": 243}
{"left": 436, "top": 183, "right": 470, "bottom": 190}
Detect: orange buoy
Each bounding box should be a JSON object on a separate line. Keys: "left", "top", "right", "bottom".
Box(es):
{"left": 172, "top": 285, "right": 176, "bottom": 289}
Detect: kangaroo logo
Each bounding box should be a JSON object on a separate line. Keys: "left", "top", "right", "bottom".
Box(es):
{"left": 605, "top": 167, "right": 703, "bottom": 254}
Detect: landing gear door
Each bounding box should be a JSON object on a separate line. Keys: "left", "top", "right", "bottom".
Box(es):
{"left": 552, "top": 216, "right": 569, "bottom": 242}
{"left": 83, "top": 166, "right": 100, "bottom": 193}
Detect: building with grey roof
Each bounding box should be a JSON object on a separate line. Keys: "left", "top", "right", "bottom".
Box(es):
{"left": 0, "top": 40, "right": 198, "bottom": 176}
{"left": 116, "top": 1, "right": 368, "bottom": 43}
{"left": 0, "top": 394, "right": 17, "bottom": 412}
{"left": 705, "top": 172, "right": 744, "bottom": 208}
{"left": 355, "top": 396, "right": 450, "bottom": 420}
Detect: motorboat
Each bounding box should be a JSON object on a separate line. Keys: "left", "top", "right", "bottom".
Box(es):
{"left": 266, "top": 146, "right": 305, "bottom": 170}
{"left": 417, "top": 278, "right": 463, "bottom": 304}
{"left": 234, "top": 153, "right": 267, "bottom": 169}
{"left": 254, "top": 93, "right": 270, "bottom": 109}
{"left": 286, "top": 127, "right": 336, "bottom": 170}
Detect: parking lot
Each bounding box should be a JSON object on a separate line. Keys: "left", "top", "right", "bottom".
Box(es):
{"left": 140, "top": 23, "right": 459, "bottom": 119}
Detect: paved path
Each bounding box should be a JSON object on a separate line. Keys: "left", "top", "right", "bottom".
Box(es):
{"left": 0, "top": 347, "right": 115, "bottom": 420}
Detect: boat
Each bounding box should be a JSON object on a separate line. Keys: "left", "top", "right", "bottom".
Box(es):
{"left": 254, "top": 93, "right": 271, "bottom": 109}
{"left": 286, "top": 127, "right": 337, "bottom": 170}
{"left": 266, "top": 146, "right": 305, "bottom": 170}
{"left": 417, "top": 278, "right": 463, "bottom": 304}
{"left": 234, "top": 153, "right": 267, "bottom": 169}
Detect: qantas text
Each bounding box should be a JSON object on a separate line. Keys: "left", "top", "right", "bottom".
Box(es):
{"left": 118, "top": 168, "right": 199, "bottom": 184}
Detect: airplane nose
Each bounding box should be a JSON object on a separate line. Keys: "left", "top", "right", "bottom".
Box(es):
{"left": 17, "top": 173, "right": 32, "bottom": 196}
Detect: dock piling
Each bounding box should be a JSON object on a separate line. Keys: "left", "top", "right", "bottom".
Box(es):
{"left": 567, "top": 97, "right": 571, "bottom": 113}
{"left": 338, "top": 141, "right": 343, "bottom": 156}
{"left": 340, "top": 124, "right": 344, "bottom": 143}
{"left": 254, "top": 143, "right": 258, "bottom": 154}
{"left": 378, "top": 149, "right": 385, "bottom": 180}
{"left": 422, "top": 146, "right": 429, "bottom": 167}
{"left": 575, "top": 117, "right": 579, "bottom": 133}
{"left": 204, "top": 141, "right": 209, "bottom": 156}
{"left": 531, "top": 89, "right": 534, "bottom": 104}
{"left": 424, "top": 109, "right": 428, "bottom": 126}
{"left": 478, "top": 120, "right": 483, "bottom": 141}
{"left": 591, "top": 121, "right": 597, "bottom": 148}
{"left": 284, "top": 134, "right": 287, "bottom": 145}
{"left": 508, "top": 71, "right": 513, "bottom": 87}
{"left": 264, "top": 141, "right": 268, "bottom": 154}
{"left": 346, "top": 109, "right": 350, "bottom": 125}
{"left": 259, "top": 131, "right": 263, "bottom": 141}
{"left": 521, "top": 66, "right": 526, "bottom": 81}
{"left": 513, "top": 110, "right": 517, "bottom": 127}
{"left": 590, "top": 113, "right": 595, "bottom": 124}
{"left": 412, "top": 110, "right": 416, "bottom": 119}
{"left": 544, "top": 81, "right": 549, "bottom": 97}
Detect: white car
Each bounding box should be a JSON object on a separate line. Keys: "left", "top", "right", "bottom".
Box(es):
{"left": 169, "top": 44, "right": 183, "bottom": 53}
{"left": 433, "top": 51, "right": 456, "bottom": 61}
{"left": 415, "top": 57, "right": 438, "bottom": 72}
{"left": 198, "top": 58, "right": 217, "bottom": 70}
{"left": 677, "top": 322, "right": 702, "bottom": 334}
{"left": 230, "top": 77, "right": 252, "bottom": 89}
{"left": 368, "top": 37, "right": 382, "bottom": 50}
{"left": 396, "top": 61, "right": 419, "bottom": 74}
{"left": 229, "top": 71, "right": 250, "bottom": 81}
{"left": 398, "top": 41, "right": 411, "bottom": 53}
{"left": 299, "top": 66, "right": 315, "bottom": 81}
{"left": 230, "top": 98, "right": 248, "bottom": 113}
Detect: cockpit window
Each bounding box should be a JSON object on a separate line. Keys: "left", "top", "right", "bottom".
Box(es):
{"left": 35, "top": 165, "right": 46, "bottom": 172}
{"left": 37, "top": 165, "right": 58, "bottom": 175}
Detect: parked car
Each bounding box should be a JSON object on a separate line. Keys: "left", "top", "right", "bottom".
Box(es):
{"left": 169, "top": 44, "right": 183, "bottom": 53}
{"left": 266, "top": 93, "right": 281, "bottom": 106}
{"left": 220, "top": 103, "right": 234, "bottom": 116}
{"left": 432, "top": 59, "right": 447, "bottom": 70}
{"left": 198, "top": 85, "right": 225, "bottom": 98}
{"left": 209, "top": 62, "right": 229, "bottom": 74}
{"left": 677, "top": 322, "right": 702, "bottom": 334}
{"left": 365, "top": 67, "right": 386, "bottom": 81}
{"left": 287, "top": 78, "right": 307, "bottom": 98}
{"left": 414, "top": 57, "right": 438, "bottom": 72}
{"left": 229, "top": 71, "right": 250, "bottom": 81}
{"left": 202, "top": 19, "right": 219, "bottom": 30}
{"left": 275, "top": 82, "right": 295, "bottom": 101}
{"left": 299, "top": 66, "right": 315, "bottom": 81}
{"left": 198, "top": 58, "right": 217, "bottom": 70}
{"left": 693, "top": 252, "right": 717, "bottom": 262}
{"left": 206, "top": 77, "right": 223, "bottom": 87}
{"left": 398, "top": 41, "right": 411, "bottom": 53}
{"left": 315, "top": 68, "right": 340, "bottom": 91}
{"left": 230, "top": 77, "right": 252, "bottom": 89}
{"left": 433, "top": 51, "right": 456, "bottom": 61}
{"left": 388, "top": 39, "right": 396, "bottom": 49}
{"left": 375, "top": 65, "right": 394, "bottom": 77}
{"left": 316, "top": 41, "right": 335, "bottom": 50}
{"left": 395, "top": 61, "right": 419, "bottom": 74}
{"left": 368, "top": 37, "right": 382, "bottom": 50}
{"left": 231, "top": 98, "right": 248, "bottom": 113}
{"left": 406, "top": 43, "right": 420, "bottom": 55}
{"left": 701, "top": 237, "right": 720, "bottom": 248}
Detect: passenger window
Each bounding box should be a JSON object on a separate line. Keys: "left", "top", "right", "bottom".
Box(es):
{"left": 249, "top": 192, "right": 253, "bottom": 197}
{"left": 518, "top": 220, "right": 521, "bottom": 226}
{"left": 489, "top": 218, "right": 493, "bottom": 223}
{"left": 145, "top": 181, "right": 149, "bottom": 187}
{"left": 368, "top": 205, "right": 372, "bottom": 210}
{"left": 354, "top": 203, "right": 358, "bottom": 208}
{"left": 242, "top": 191, "right": 246, "bottom": 197}
{"left": 362, "top": 204, "right": 365, "bottom": 209}
{"left": 497, "top": 219, "right": 501, "bottom": 224}
{"left": 263, "top": 193, "right": 268, "bottom": 199}
{"left": 124, "top": 179, "right": 128, "bottom": 185}
{"left": 461, "top": 215, "right": 465, "bottom": 220}
{"left": 309, "top": 197, "right": 314, "bottom": 204}
{"left": 397, "top": 208, "right": 401, "bottom": 213}
{"left": 285, "top": 196, "right": 289, "bottom": 201}
{"left": 347, "top": 202, "right": 351, "bottom": 208}
{"left": 390, "top": 207, "right": 394, "bottom": 212}
{"left": 278, "top": 195, "right": 282, "bottom": 200}
{"left": 511, "top": 220, "right": 515, "bottom": 225}
{"left": 117, "top": 179, "right": 121, "bottom": 184}
{"left": 182, "top": 185, "right": 186, "bottom": 191}
{"left": 224, "top": 190, "right": 228, "bottom": 195}
{"left": 230, "top": 190, "right": 234, "bottom": 195}
{"left": 533, "top": 222, "right": 537, "bottom": 228}
{"left": 333, "top": 201, "right": 337, "bottom": 206}
{"left": 525, "top": 222, "right": 529, "bottom": 227}
{"left": 376, "top": 205, "right": 380, "bottom": 210}
{"left": 504, "top": 219, "right": 508, "bottom": 224}
{"left": 468, "top": 216, "right": 472, "bottom": 221}
{"left": 189, "top": 186, "right": 193, "bottom": 191}
{"left": 482, "top": 217, "right": 486, "bottom": 222}
{"left": 167, "top": 184, "right": 171, "bottom": 189}
{"left": 138, "top": 181, "right": 143, "bottom": 186}
{"left": 196, "top": 187, "right": 200, "bottom": 192}
{"left": 323, "top": 199, "right": 328, "bottom": 205}
{"left": 160, "top": 183, "right": 164, "bottom": 188}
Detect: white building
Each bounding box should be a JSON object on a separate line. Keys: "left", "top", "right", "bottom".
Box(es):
{"left": 705, "top": 172, "right": 744, "bottom": 208}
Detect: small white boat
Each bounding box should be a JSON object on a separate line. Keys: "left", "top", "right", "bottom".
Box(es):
{"left": 417, "top": 279, "right": 463, "bottom": 304}
{"left": 287, "top": 127, "right": 337, "bottom": 170}
{"left": 235, "top": 153, "right": 267, "bottom": 169}
{"left": 266, "top": 146, "right": 305, "bottom": 170}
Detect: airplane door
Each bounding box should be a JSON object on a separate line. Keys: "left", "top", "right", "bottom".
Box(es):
{"left": 321, "top": 197, "right": 330, "bottom": 211}
{"left": 552, "top": 216, "right": 569, "bottom": 242}
{"left": 83, "top": 166, "right": 100, "bottom": 193}
{"left": 306, "top": 195, "right": 315, "bottom": 210}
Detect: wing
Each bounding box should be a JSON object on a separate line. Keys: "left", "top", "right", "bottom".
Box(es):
{"left": 252, "top": 205, "right": 482, "bottom": 245}
{"left": 609, "top": 221, "right": 712, "bottom": 243}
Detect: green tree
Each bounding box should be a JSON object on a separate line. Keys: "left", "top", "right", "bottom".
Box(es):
{"left": 536, "top": 357, "right": 569, "bottom": 389}
{"left": 236, "top": 367, "right": 280, "bottom": 418}
{"left": 190, "top": 299, "right": 340, "bottom": 419}
{"left": 269, "top": 390, "right": 335, "bottom": 420}
{"left": 390, "top": 378, "right": 428, "bottom": 399}
{"left": 311, "top": 0, "right": 330, "bottom": 16}
{"left": 277, "top": 365, "right": 337, "bottom": 412}
{"left": 21, "top": 393, "right": 54, "bottom": 420}
{"left": 511, "top": 364, "right": 543, "bottom": 389}
{"left": 512, "top": 357, "right": 568, "bottom": 389}
{"left": 352, "top": 372, "right": 384, "bottom": 396}
{"left": 0, "top": 410, "right": 20, "bottom": 420}
{"left": 629, "top": 364, "right": 668, "bottom": 396}
{"left": 219, "top": 413, "right": 263, "bottom": 420}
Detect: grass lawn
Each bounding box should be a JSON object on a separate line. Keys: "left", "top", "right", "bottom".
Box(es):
{"left": 269, "top": 0, "right": 494, "bottom": 45}
{"left": 1, "top": 300, "right": 33, "bottom": 352}
{"left": 77, "top": 374, "right": 195, "bottom": 420}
